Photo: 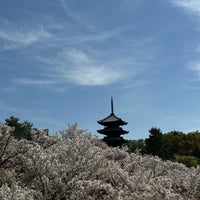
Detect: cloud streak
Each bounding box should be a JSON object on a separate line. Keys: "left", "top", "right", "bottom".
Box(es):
{"left": 169, "top": 0, "right": 200, "bottom": 17}
{"left": 15, "top": 49, "right": 127, "bottom": 86}
{"left": 0, "top": 3, "right": 156, "bottom": 89}
{"left": 188, "top": 61, "right": 200, "bottom": 78}
{"left": 14, "top": 79, "right": 61, "bottom": 86}
{"left": 58, "top": 0, "right": 94, "bottom": 31}
{"left": 63, "top": 65, "right": 124, "bottom": 86}
{"left": 168, "top": 0, "right": 200, "bottom": 81}
{"left": 0, "top": 27, "right": 52, "bottom": 50}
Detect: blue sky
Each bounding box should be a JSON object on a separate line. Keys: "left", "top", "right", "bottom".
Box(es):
{"left": 1, "top": 0, "right": 200, "bottom": 139}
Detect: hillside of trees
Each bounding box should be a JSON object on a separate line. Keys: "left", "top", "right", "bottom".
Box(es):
{"left": 1, "top": 118, "right": 200, "bottom": 199}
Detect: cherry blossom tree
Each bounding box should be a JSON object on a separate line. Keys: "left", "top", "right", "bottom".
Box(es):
{"left": 0, "top": 123, "right": 200, "bottom": 199}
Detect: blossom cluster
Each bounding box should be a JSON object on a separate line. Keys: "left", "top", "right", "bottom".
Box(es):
{"left": 0, "top": 123, "right": 200, "bottom": 199}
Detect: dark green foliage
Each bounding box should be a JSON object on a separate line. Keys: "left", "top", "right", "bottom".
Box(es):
{"left": 176, "top": 156, "right": 199, "bottom": 168}
{"left": 144, "top": 128, "right": 200, "bottom": 164}
{"left": 160, "top": 133, "right": 175, "bottom": 160}
{"left": 126, "top": 128, "right": 200, "bottom": 167}
{"left": 160, "top": 131, "right": 186, "bottom": 160}
{"left": 5, "top": 116, "right": 33, "bottom": 140}
{"left": 145, "top": 127, "right": 163, "bottom": 157}
{"left": 161, "top": 131, "right": 200, "bottom": 162}
{"left": 187, "top": 131, "right": 200, "bottom": 158}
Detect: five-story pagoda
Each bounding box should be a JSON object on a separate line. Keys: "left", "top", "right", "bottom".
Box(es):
{"left": 97, "top": 97, "right": 129, "bottom": 147}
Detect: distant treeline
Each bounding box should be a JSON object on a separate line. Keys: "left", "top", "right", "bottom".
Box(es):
{"left": 125, "top": 127, "right": 200, "bottom": 167}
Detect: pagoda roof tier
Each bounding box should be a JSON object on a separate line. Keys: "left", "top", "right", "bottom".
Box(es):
{"left": 97, "top": 127, "right": 128, "bottom": 136}
{"left": 97, "top": 113, "right": 127, "bottom": 126}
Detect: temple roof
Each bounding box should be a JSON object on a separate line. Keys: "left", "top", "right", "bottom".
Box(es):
{"left": 97, "top": 113, "right": 127, "bottom": 126}
{"left": 97, "top": 126, "right": 128, "bottom": 136}
{"left": 97, "top": 97, "right": 127, "bottom": 126}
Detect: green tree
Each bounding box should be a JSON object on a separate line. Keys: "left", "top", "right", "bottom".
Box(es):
{"left": 188, "top": 131, "right": 200, "bottom": 159}
{"left": 176, "top": 155, "right": 199, "bottom": 168}
{"left": 160, "top": 133, "right": 175, "bottom": 160}
{"left": 5, "top": 116, "right": 32, "bottom": 140}
{"left": 145, "top": 127, "right": 163, "bottom": 157}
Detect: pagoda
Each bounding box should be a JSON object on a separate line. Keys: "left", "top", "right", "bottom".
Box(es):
{"left": 97, "top": 97, "right": 129, "bottom": 147}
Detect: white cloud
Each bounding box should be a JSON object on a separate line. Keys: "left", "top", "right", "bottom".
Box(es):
{"left": 169, "top": 0, "right": 200, "bottom": 17}
{"left": 0, "top": 28, "right": 52, "bottom": 49}
{"left": 58, "top": 49, "right": 127, "bottom": 86}
{"left": 14, "top": 79, "right": 60, "bottom": 86}
{"left": 59, "top": 0, "right": 83, "bottom": 22}
{"left": 168, "top": 0, "right": 200, "bottom": 80}
{"left": 50, "top": 25, "right": 132, "bottom": 48}
{"left": 188, "top": 61, "right": 200, "bottom": 78}
{"left": 14, "top": 48, "right": 127, "bottom": 87}
{"left": 1, "top": 5, "right": 154, "bottom": 88}
{"left": 65, "top": 66, "right": 124, "bottom": 86}
{"left": 65, "top": 49, "right": 91, "bottom": 64}
{"left": 15, "top": 66, "right": 124, "bottom": 87}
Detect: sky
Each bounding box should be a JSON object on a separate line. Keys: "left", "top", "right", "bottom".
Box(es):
{"left": 1, "top": 0, "right": 200, "bottom": 139}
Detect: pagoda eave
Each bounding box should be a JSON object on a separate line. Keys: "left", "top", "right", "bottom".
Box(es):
{"left": 97, "top": 113, "right": 127, "bottom": 125}
{"left": 97, "top": 129, "right": 128, "bottom": 136}
{"left": 97, "top": 121, "right": 127, "bottom": 127}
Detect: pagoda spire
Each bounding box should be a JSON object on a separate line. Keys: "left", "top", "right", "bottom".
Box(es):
{"left": 111, "top": 96, "right": 114, "bottom": 114}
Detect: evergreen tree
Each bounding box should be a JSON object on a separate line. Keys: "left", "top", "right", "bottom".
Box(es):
{"left": 145, "top": 127, "right": 163, "bottom": 156}
{"left": 5, "top": 116, "right": 32, "bottom": 140}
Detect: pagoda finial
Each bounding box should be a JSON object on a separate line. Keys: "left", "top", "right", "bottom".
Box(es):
{"left": 111, "top": 96, "right": 114, "bottom": 114}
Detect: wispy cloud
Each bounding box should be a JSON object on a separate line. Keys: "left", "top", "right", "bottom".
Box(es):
{"left": 168, "top": 0, "right": 200, "bottom": 81}
{"left": 14, "top": 79, "right": 61, "bottom": 86}
{"left": 59, "top": 0, "right": 84, "bottom": 22}
{"left": 66, "top": 49, "right": 91, "bottom": 64}
{"left": 1, "top": 2, "right": 156, "bottom": 88}
{"left": 12, "top": 26, "right": 157, "bottom": 88}
{"left": 48, "top": 25, "right": 132, "bottom": 48}
{"left": 168, "top": 0, "right": 200, "bottom": 17}
{"left": 58, "top": 48, "right": 143, "bottom": 86}
{"left": 58, "top": 0, "right": 93, "bottom": 31}
{"left": 0, "top": 27, "right": 52, "bottom": 50}
{"left": 15, "top": 49, "right": 127, "bottom": 86}
{"left": 65, "top": 65, "right": 124, "bottom": 86}
{"left": 188, "top": 61, "right": 200, "bottom": 78}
